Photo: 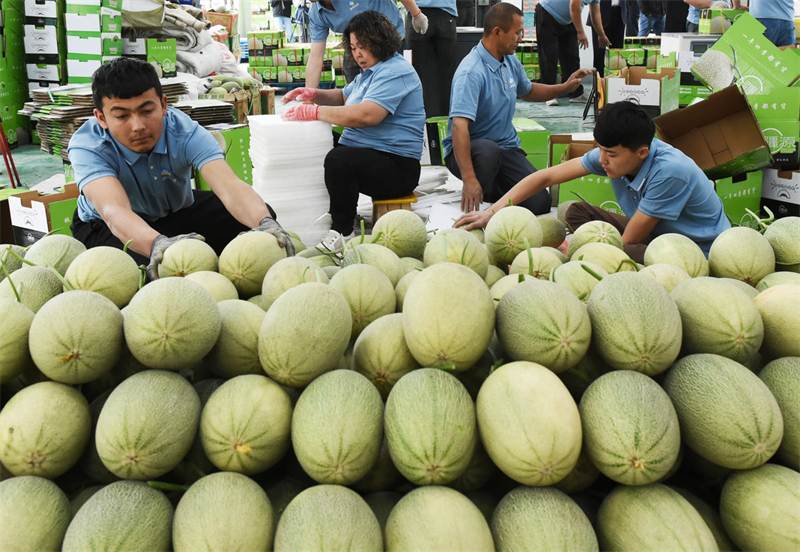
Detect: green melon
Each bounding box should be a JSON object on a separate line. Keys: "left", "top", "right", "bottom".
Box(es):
{"left": 469, "top": 228, "right": 485, "bottom": 243}
{"left": 258, "top": 282, "right": 351, "bottom": 387}
{"left": 28, "top": 290, "right": 124, "bottom": 384}
{"left": 261, "top": 256, "right": 329, "bottom": 310}
{"left": 448, "top": 439, "right": 497, "bottom": 493}
{"left": 402, "top": 263, "right": 494, "bottom": 371}
{"left": 0, "top": 298, "right": 34, "bottom": 383}
{"left": 311, "top": 254, "right": 338, "bottom": 268}
{"left": 496, "top": 279, "right": 591, "bottom": 373}
{"left": 262, "top": 477, "right": 309, "bottom": 538}
{"left": 364, "top": 491, "right": 402, "bottom": 543}
{"left": 553, "top": 447, "right": 600, "bottom": 494}
{"left": 720, "top": 463, "right": 800, "bottom": 552}
{"left": 62, "top": 481, "right": 173, "bottom": 552}
{"left": 169, "top": 378, "right": 224, "bottom": 485}
{"left": 557, "top": 350, "right": 612, "bottom": 403}
{"left": 639, "top": 263, "right": 691, "bottom": 292}
{"left": 670, "top": 487, "right": 737, "bottom": 552}
{"left": 580, "top": 371, "right": 680, "bottom": 485}
{"left": 597, "top": 484, "right": 718, "bottom": 552}
{"left": 274, "top": 485, "right": 382, "bottom": 552}
{"left": 64, "top": 246, "right": 140, "bottom": 308}
{"left": 491, "top": 487, "right": 598, "bottom": 552}
{"left": 0, "top": 382, "right": 90, "bottom": 479}
{"left": 79, "top": 390, "right": 118, "bottom": 484}
{"left": 322, "top": 265, "right": 340, "bottom": 278}
{"left": 643, "top": 233, "right": 710, "bottom": 278}
{"left": 567, "top": 221, "right": 623, "bottom": 259}
{"left": 351, "top": 435, "right": 404, "bottom": 493}
{"left": 329, "top": 264, "right": 396, "bottom": 340}
{"left": 0, "top": 244, "right": 26, "bottom": 282}
{"left": 484, "top": 265, "right": 505, "bottom": 287}
{"left": 400, "top": 256, "right": 424, "bottom": 274}
{"left": 671, "top": 277, "right": 764, "bottom": 363}
{"left": 25, "top": 235, "right": 86, "bottom": 276}
{"left": 755, "top": 271, "right": 800, "bottom": 291}
{"left": 69, "top": 485, "right": 103, "bottom": 519}
{"left": 207, "top": 299, "right": 265, "bottom": 379}
{"left": 219, "top": 231, "right": 287, "bottom": 297}
{"left": 372, "top": 209, "right": 428, "bottom": 259}
{"left": 352, "top": 313, "right": 418, "bottom": 399}
{"left": 79, "top": 345, "right": 148, "bottom": 403}
{"left": 484, "top": 205, "right": 543, "bottom": 265}
{"left": 385, "top": 486, "right": 495, "bottom": 552}
{"left": 342, "top": 243, "right": 406, "bottom": 286}
{"left": 385, "top": 368, "right": 477, "bottom": 485}
{"left": 759, "top": 357, "right": 800, "bottom": 469}
{"left": 157, "top": 238, "right": 218, "bottom": 278}
{"left": 96, "top": 370, "right": 200, "bottom": 479}
{"left": 571, "top": 242, "right": 636, "bottom": 274}
{"left": 292, "top": 370, "right": 383, "bottom": 485}
{"left": 453, "top": 333, "right": 504, "bottom": 401}
{"left": 543, "top": 246, "right": 568, "bottom": 263}
{"left": 124, "top": 278, "right": 221, "bottom": 369}
{"left": 754, "top": 284, "right": 800, "bottom": 358}
{"left": 173, "top": 472, "right": 274, "bottom": 552}
{"left": 0, "top": 476, "right": 71, "bottom": 552}
{"left": 509, "top": 247, "right": 562, "bottom": 279}
{"left": 718, "top": 277, "right": 758, "bottom": 299}
{"left": 558, "top": 200, "right": 577, "bottom": 228}
{"left": 184, "top": 270, "right": 239, "bottom": 302}
{"left": 552, "top": 260, "right": 608, "bottom": 301}
{"left": 477, "top": 361, "right": 581, "bottom": 485}
{"left": 490, "top": 273, "right": 527, "bottom": 306}
{"left": 0, "top": 265, "right": 63, "bottom": 312}
{"left": 247, "top": 294, "right": 264, "bottom": 308}
{"left": 538, "top": 216, "right": 568, "bottom": 248}
{"left": 709, "top": 226, "right": 775, "bottom": 285}
{"left": 764, "top": 216, "right": 800, "bottom": 272}
{"left": 200, "top": 374, "right": 292, "bottom": 475}
{"left": 664, "top": 354, "right": 783, "bottom": 470}
{"left": 424, "top": 228, "right": 489, "bottom": 278}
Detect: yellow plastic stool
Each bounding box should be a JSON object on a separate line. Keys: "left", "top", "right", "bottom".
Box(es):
{"left": 372, "top": 194, "right": 418, "bottom": 222}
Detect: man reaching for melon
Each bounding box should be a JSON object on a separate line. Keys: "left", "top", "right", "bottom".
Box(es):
{"left": 67, "top": 57, "right": 295, "bottom": 281}
{"left": 454, "top": 101, "right": 731, "bottom": 263}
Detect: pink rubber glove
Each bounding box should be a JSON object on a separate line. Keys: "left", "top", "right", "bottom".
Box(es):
{"left": 282, "top": 87, "right": 318, "bottom": 104}
{"left": 282, "top": 104, "right": 319, "bottom": 121}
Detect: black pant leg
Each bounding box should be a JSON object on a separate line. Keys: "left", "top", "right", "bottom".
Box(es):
{"left": 496, "top": 148, "right": 551, "bottom": 215}
{"left": 408, "top": 8, "right": 456, "bottom": 118}
{"left": 456, "top": 0, "right": 473, "bottom": 26}
{"left": 535, "top": 4, "right": 560, "bottom": 87}
{"left": 70, "top": 211, "right": 150, "bottom": 266}
{"left": 558, "top": 23, "right": 582, "bottom": 98}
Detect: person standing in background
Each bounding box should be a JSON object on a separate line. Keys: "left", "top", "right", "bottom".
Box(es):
{"left": 536, "top": 0, "right": 610, "bottom": 107}
{"left": 406, "top": 1, "right": 457, "bottom": 117}
{"left": 684, "top": 0, "right": 745, "bottom": 33}
{"left": 637, "top": 0, "right": 665, "bottom": 35}
{"left": 622, "top": 0, "right": 639, "bottom": 35}
{"left": 588, "top": 0, "right": 625, "bottom": 78}
{"left": 751, "top": 0, "right": 795, "bottom": 47}
{"left": 456, "top": 0, "right": 474, "bottom": 26}
{"left": 271, "top": 0, "right": 296, "bottom": 43}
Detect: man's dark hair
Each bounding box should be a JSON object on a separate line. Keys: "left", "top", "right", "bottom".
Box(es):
{"left": 594, "top": 101, "right": 655, "bottom": 151}
{"left": 483, "top": 2, "right": 523, "bottom": 37}
{"left": 343, "top": 10, "right": 402, "bottom": 62}
{"left": 92, "top": 57, "right": 163, "bottom": 112}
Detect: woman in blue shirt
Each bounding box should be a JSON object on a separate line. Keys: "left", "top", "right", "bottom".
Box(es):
{"left": 282, "top": 10, "right": 425, "bottom": 252}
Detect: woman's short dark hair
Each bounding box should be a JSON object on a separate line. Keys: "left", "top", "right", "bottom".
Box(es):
{"left": 92, "top": 57, "right": 163, "bottom": 112}
{"left": 343, "top": 10, "right": 402, "bottom": 63}
{"left": 594, "top": 101, "right": 655, "bottom": 151}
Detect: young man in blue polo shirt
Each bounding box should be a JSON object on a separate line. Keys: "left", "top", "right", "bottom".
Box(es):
{"left": 443, "top": 2, "right": 593, "bottom": 214}
{"left": 455, "top": 101, "right": 731, "bottom": 262}
{"left": 305, "top": 0, "right": 427, "bottom": 89}
{"left": 68, "top": 57, "right": 294, "bottom": 280}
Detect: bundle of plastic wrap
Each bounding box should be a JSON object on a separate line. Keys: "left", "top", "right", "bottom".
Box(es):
{"left": 248, "top": 115, "right": 334, "bottom": 245}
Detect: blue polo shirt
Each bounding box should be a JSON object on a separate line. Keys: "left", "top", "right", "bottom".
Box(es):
{"left": 442, "top": 41, "right": 532, "bottom": 158}
{"left": 581, "top": 139, "right": 731, "bottom": 255}
{"left": 417, "top": 0, "right": 457, "bottom": 16}
{"left": 539, "top": 0, "right": 599, "bottom": 26}
{"left": 751, "top": 0, "right": 794, "bottom": 21}
{"left": 340, "top": 54, "right": 425, "bottom": 160}
{"left": 308, "top": 0, "right": 405, "bottom": 42}
{"left": 68, "top": 107, "right": 223, "bottom": 223}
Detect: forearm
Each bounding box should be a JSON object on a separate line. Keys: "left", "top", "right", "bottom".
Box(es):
{"left": 100, "top": 207, "right": 160, "bottom": 257}
{"left": 314, "top": 88, "right": 345, "bottom": 106}
{"left": 305, "top": 55, "right": 323, "bottom": 89}
{"left": 317, "top": 104, "right": 380, "bottom": 127}
{"left": 452, "top": 125, "right": 477, "bottom": 182}
{"left": 526, "top": 82, "right": 573, "bottom": 102}
{"left": 683, "top": 0, "right": 712, "bottom": 8}
{"left": 590, "top": 5, "right": 607, "bottom": 40}
{"left": 491, "top": 172, "right": 552, "bottom": 214}
{"left": 570, "top": 3, "right": 585, "bottom": 33}
{"left": 399, "top": 0, "right": 420, "bottom": 15}
{"left": 214, "top": 180, "right": 272, "bottom": 228}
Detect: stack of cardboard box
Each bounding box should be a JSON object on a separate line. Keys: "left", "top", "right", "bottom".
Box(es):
{"left": 23, "top": 0, "right": 67, "bottom": 95}
{"left": 65, "top": 0, "right": 122, "bottom": 84}
{"left": 121, "top": 37, "right": 177, "bottom": 79}
{"left": 248, "top": 35, "right": 337, "bottom": 86}
{"left": 1, "top": 0, "right": 28, "bottom": 147}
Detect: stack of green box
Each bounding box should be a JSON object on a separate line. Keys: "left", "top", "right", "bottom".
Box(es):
{"left": 247, "top": 29, "right": 284, "bottom": 81}
{"left": 1, "top": 0, "right": 29, "bottom": 147}
{"left": 515, "top": 42, "right": 541, "bottom": 82}
{"left": 65, "top": 0, "right": 122, "bottom": 84}
{"left": 23, "top": 0, "right": 67, "bottom": 96}
{"left": 251, "top": 0, "right": 271, "bottom": 32}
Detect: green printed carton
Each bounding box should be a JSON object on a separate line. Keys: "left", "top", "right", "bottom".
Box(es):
{"left": 714, "top": 170, "right": 763, "bottom": 226}
{"left": 147, "top": 38, "right": 176, "bottom": 78}
{"left": 749, "top": 88, "right": 800, "bottom": 168}
{"left": 196, "top": 124, "right": 252, "bottom": 189}
{"left": 698, "top": 9, "right": 748, "bottom": 35}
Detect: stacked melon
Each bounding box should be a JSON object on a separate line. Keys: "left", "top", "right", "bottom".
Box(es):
{"left": 1, "top": 211, "right": 799, "bottom": 552}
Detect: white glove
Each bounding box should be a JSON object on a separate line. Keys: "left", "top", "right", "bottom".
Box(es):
{"left": 412, "top": 9, "right": 428, "bottom": 34}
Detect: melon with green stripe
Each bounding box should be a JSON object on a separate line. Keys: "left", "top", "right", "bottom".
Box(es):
{"left": 567, "top": 221, "right": 623, "bottom": 259}
{"left": 764, "top": 215, "right": 800, "bottom": 272}
{"left": 424, "top": 228, "right": 489, "bottom": 278}
{"left": 580, "top": 370, "right": 680, "bottom": 485}
{"left": 0, "top": 476, "right": 71, "bottom": 552}
{"left": 709, "top": 226, "right": 775, "bottom": 286}
{"left": 570, "top": 242, "right": 636, "bottom": 274}
{"left": 484, "top": 205, "right": 543, "bottom": 264}
{"left": 551, "top": 260, "right": 608, "bottom": 302}
{"left": 352, "top": 313, "right": 418, "bottom": 399}
{"left": 509, "top": 247, "right": 562, "bottom": 280}
{"left": 663, "top": 353, "right": 783, "bottom": 470}
{"left": 753, "top": 284, "right": 800, "bottom": 358}
{"left": 639, "top": 263, "right": 691, "bottom": 292}
{"left": 643, "top": 233, "right": 709, "bottom": 278}
{"left": 759, "top": 357, "right": 800, "bottom": 470}
{"left": 671, "top": 486, "right": 737, "bottom": 552}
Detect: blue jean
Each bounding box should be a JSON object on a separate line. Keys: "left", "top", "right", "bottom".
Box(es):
{"left": 758, "top": 18, "right": 795, "bottom": 47}
{"left": 272, "top": 15, "right": 295, "bottom": 42}
{"left": 638, "top": 13, "right": 665, "bottom": 36}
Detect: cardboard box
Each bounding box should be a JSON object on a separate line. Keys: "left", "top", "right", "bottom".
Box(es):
{"left": 659, "top": 32, "right": 718, "bottom": 106}
{"left": 715, "top": 170, "right": 762, "bottom": 226}
{"left": 195, "top": 124, "right": 252, "bottom": 189}
{"left": 698, "top": 8, "right": 748, "bottom": 34}
{"left": 8, "top": 184, "right": 79, "bottom": 246}
{"left": 24, "top": 0, "right": 61, "bottom": 18}
{"left": 522, "top": 64, "right": 539, "bottom": 81}
{"left": 206, "top": 10, "right": 238, "bottom": 34}
{"left": 554, "top": 141, "right": 620, "bottom": 212}
{"left": 749, "top": 88, "right": 800, "bottom": 168}
{"left": 146, "top": 38, "right": 176, "bottom": 78}
{"left": 260, "top": 86, "right": 275, "bottom": 115}
{"left": 23, "top": 23, "right": 60, "bottom": 55}
{"left": 247, "top": 30, "right": 283, "bottom": 55}
{"left": 66, "top": 57, "right": 100, "bottom": 82}
{"left": 25, "top": 61, "right": 63, "bottom": 81}
{"left": 273, "top": 47, "right": 303, "bottom": 66}
{"left": 761, "top": 168, "right": 800, "bottom": 217}
{"left": 654, "top": 86, "right": 773, "bottom": 180}
{"left": 514, "top": 117, "right": 550, "bottom": 158}
{"left": 199, "top": 88, "right": 250, "bottom": 123}
{"left": 691, "top": 14, "right": 800, "bottom": 96}
{"left": 599, "top": 66, "right": 680, "bottom": 120}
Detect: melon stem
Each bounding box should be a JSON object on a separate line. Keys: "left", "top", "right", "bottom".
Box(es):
{"left": 524, "top": 238, "right": 533, "bottom": 277}
{"left": 147, "top": 481, "right": 190, "bottom": 492}
{"left": 123, "top": 239, "right": 133, "bottom": 253}
{"left": 6, "top": 249, "right": 35, "bottom": 267}
{"left": 1, "top": 261, "right": 21, "bottom": 302}
{"left": 580, "top": 263, "right": 605, "bottom": 281}
{"left": 616, "top": 259, "right": 639, "bottom": 273}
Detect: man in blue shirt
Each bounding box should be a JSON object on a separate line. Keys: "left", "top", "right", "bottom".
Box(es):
{"left": 751, "top": 0, "right": 795, "bottom": 47}
{"left": 443, "top": 3, "right": 593, "bottom": 214}
{"left": 683, "top": 0, "right": 744, "bottom": 33}
{"left": 305, "top": 0, "right": 427, "bottom": 89}
{"left": 68, "top": 57, "right": 294, "bottom": 280}
{"left": 455, "top": 101, "right": 731, "bottom": 262}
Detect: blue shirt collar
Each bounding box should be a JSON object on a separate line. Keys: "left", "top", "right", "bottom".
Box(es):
{"left": 362, "top": 55, "right": 391, "bottom": 78}
{"left": 110, "top": 117, "right": 169, "bottom": 166}
{"left": 623, "top": 139, "right": 659, "bottom": 192}
{"left": 477, "top": 41, "right": 503, "bottom": 72}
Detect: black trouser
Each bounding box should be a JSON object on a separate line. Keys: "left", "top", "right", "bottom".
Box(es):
{"left": 685, "top": 21, "right": 698, "bottom": 33}
{"left": 324, "top": 145, "right": 420, "bottom": 234}
{"left": 70, "top": 190, "right": 276, "bottom": 266}
{"left": 405, "top": 7, "right": 456, "bottom": 118}
{"left": 589, "top": 5, "right": 624, "bottom": 78}
{"left": 565, "top": 202, "right": 649, "bottom": 263}
{"left": 445, "top": 139, "right": 551, "bottom": 215}
{"left": 535, "top": 3, "right": 582, "bottom": 98}
{"left": 455, "top": 0, "right": 474, "bottom": 26}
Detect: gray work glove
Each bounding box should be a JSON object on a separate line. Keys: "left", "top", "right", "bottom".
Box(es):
{"left": 411, "top": 9, "right": 428, "bottom": 34}
{"left": 251, "top": 216, "right": 296, "bottom": 257}
{"left": 147, "top": 233, "right": 205, "bottom": 281}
